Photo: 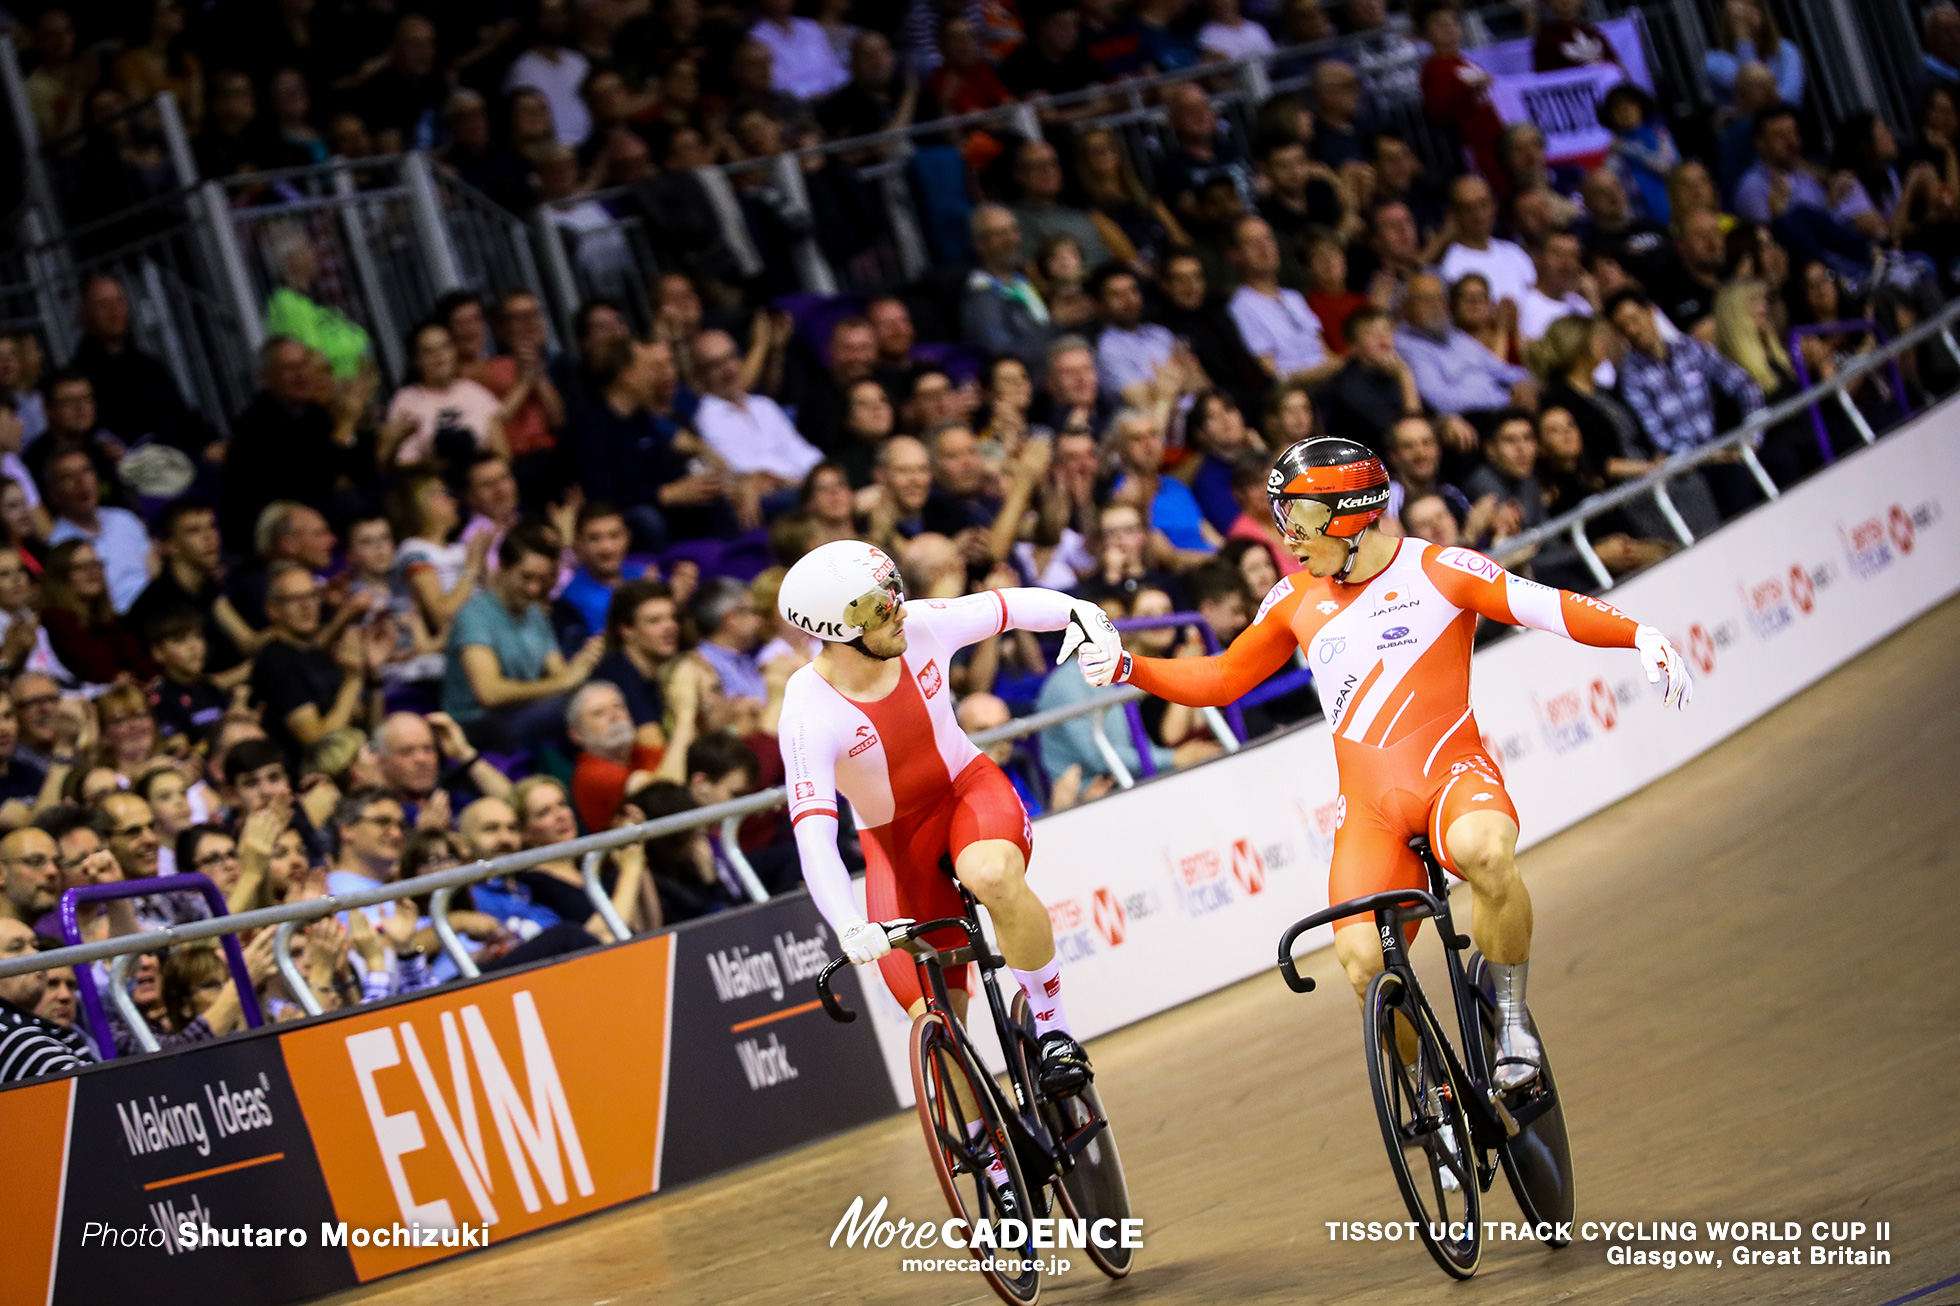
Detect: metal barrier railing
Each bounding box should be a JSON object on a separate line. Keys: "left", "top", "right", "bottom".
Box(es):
{"left": 0, "top": 680, "right": 1204, "bottom": 996}
{"left": 1493, "top": 297, "right": 1960, "bottom": 589}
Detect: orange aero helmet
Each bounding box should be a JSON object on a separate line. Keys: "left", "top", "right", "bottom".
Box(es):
{"left": 1268, "top": 437, "right": 1391, "bottom": 580}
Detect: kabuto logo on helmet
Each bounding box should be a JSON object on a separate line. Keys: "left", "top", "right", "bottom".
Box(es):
{"left": 1335, "top": 489, "right": 1388, "bottom": 510}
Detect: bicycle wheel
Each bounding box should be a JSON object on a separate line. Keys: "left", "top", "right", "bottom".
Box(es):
{"left": 1469, "top": 954, "right": 1575, "bottom": 1243}
{"left": 910, "top": 1010, "right": 1043, "bottom": 1306}
{"left": 1011, "top": 992, "right": 1134, "bottom": 1279}
{"left": 1363, "top": 969, "right": 1482, "bottom": 1279}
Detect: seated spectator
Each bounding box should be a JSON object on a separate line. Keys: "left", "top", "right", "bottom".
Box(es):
{"left": 1153, "top": 251, "right": 1269, "bottom": 416}
{"left": 1257, "top": 135, "right": 1346, "bottom": 262}
{"left": 1159, "top": 85, "right": 1256, "bottom": 229}
{"left": 1315, "top": 308, "right": 1425, "bottom": 450}
{"left": 31, "top": 371, "right": 127, "bottom": 512}
{"left": 623, "top": 779, "right": 744, "bottom": 923}
{"left": 384, "top": 470, "right": 489, "bottom": 677}
{"left": 1032, "top": 335, "right": 1109, "bottom": 438}
{"left": 40, "top": 540, "right": 155, "bottom": 686}
{"left": 690, "top": 578, "right": 767, "bottom": 712}
{"left": 1035, "top": 589, "right": 1206, "bottom": 781}
{"left": 1704, "top": 0, "right": 1804, "bottom": 110}
{"left": 70, "top": 275, "right": 210, "bottom": 458}
{"left": 1437, "top": 175, "right": 1537, "bottom": 312}
{"left": 1382, "top": 413, "right": 1474, "bottom": 527}
{"left": 511, "top": 775, "right": 652, "bottom": 938}
{"left": 503, "top": 1, "right": 590, "bottom": 145}
{"left": 219, "top": 337, "right": 357, "bottom": 554}
{"left": 1519, "top": 231, "right": 1598, "bottom": 344}
{"left": 1220, "top": 451, "right": 1300, "bottom": 575}
{"left": 1185, "top": 391, "right": 1260, "bottom": 535}
{"left": 1110, "top": 408, "right": 1219, "bottom": 553}
{"left": 861, "top": 435, "right": 934, "bottom": 551}
{"left": 1605, "top": 287, "right": 1765, "bottom": 518}
{"left": 786, "top": 317, "right": 879, "bottom": 459}
{"left": 1535, "top": 404, "right": 1674, "bottom": 577}
{"left": 866, "top": 297, "right": 924, "bottom": 398}
{"left": 569, "top": 680, "right": 664, "bottom": 831}
{"left": 1601, "top": 83, "right": 1680, "bottom": 226}
{"left": 1011, "top": 137, "right": 1111, "bottom": 268}
{"left": 1228, "top": 216, "right": 1340, "bottom": 384}
{"left": 1734, "top": 104, "right": 1873, "bottom": 284}
{"left": 381, "top": 322, "right": 508, "bottom": 471}
{"left": 95, "top": 682, "right": 163, "bottom": 786}
{"left": 128, "top": 501, "right": 254, "bottom": 678}
{"left": 799, "top": 463, "right": 857, "bottom": 546}
{"left": 1093, "top": 266, "right": 1177, "bottom": 403}
{"left": 928, "top": 17, "right": 1012, "bottom": 118}
{"left": 1303, "top": 231, "right": 1368, "bottom": 353}
{"left": 830, "top": 379, "right": 896, "bottom": 488}
{"left": 1395, "top": 273, "right": 1536, "bottom": 417}
{"left": 447, "top": 524, "right": 605, "bottom": 754}
{"left": 1459, "top": 411, "right": 1547, "bottom": 548}
{"left": 750, "top": 0, "right": 850, "bottom": 101}
{"left": 1075, "top": 126, "right": 1186, "bottom": 274}
{"left": 1450, "top": 272, "right": 1519, "bottom": 365}
{"left": 253, "top": 561, "right": 388, "bottom": 764}
{"left": 999, "top": 0, "right": 1100, "bottom": 99}
{"left": 374, "top": 710, "right": 511, "bottom": 829}
{"left": 578, "top": 337, "right": 724, "bottom": 548}
{"left": 1401, "top": 491, "right": 1461, "bottom": 546}
{"left": 32, "top": 959, "right": 77, "bottom": 1034}
{"left": 1199, "top": 0, "right": 1275, "bottom": 58}
{"left": 0, "top": 548, "right": 65, "bottom": 686}
{"left": 42, "top": 446, "right": 146, "bottom": 614}
{"left": 1082, "top": 501, "right": 1183, "bottom": 604}
{"left": 0, "top": 692, "right": 51, "bottom": 827}
{"left": 690, "top": 330, "right": 824, "bottom": 528}
{"left": 449, "top": 291, "right": 566, "bottom": 483}
{"left": 1645, "top": 208, "right": 1732, "bottom": 332}
{"left": 0, "top": 916, "right": 92, "bottom": 1080}
{"left": 262, "top": 232, "right": 373, "bottom": 381}
{"left": 560, "top": 503, "right": 647, "bottom": 642}
{"left": 923, "top": 423, "right": 1001, "bottom": 535}
{"left": 1308, "top": 58, "right": 1370, "bottom": 170}
{"left": 9, "top": 674, "right": 67, "bottom": 774}
{"left": 964, "top": 205, "right": 1054, "bottom": 374}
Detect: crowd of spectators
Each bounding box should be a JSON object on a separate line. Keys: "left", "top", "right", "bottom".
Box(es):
{"left": 2, "top": 0, "right": 1958, "bottom": 1082}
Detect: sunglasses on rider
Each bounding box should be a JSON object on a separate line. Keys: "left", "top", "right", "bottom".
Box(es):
{"left": 1271, "top": 497, "right": 1334, "bottom": 545}
{"left": 843, "top": 578, "right": 905, "bottom": 631}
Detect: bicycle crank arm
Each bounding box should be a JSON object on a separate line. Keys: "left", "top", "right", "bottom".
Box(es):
{"left": 1485, "top": 1088, "right": 1521, "bottom": 1138}
{"left": 1058, "top": 1113, "right": 1108, "bottom": 1159}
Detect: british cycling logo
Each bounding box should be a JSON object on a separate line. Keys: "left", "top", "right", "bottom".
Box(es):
{"left": 1533, "top": 686, "right": 1597, "bottom": 755}
{"left": 1839, "top": 500, "right": 1940, "bottom": 579}
{"left": 1739, "top": 575, "right": 1797, "bottom": 640}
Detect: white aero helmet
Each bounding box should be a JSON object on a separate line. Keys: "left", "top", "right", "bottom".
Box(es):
{"left": 778, "top": 539, "right": 905, "bottom": 642}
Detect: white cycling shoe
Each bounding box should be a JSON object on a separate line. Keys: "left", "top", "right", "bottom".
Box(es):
{"left": 1493, "top": 1020, "right": 1544, "bottom": 1092}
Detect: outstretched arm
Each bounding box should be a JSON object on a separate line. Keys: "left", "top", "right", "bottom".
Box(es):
{"left": 1112, "top": 580, "right": 1303, "bottom": 706}
{"left": 1419, "top": 544, "right": 1639, "bottom": 647}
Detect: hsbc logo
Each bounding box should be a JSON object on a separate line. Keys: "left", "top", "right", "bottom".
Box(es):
{"left": 1091, "top": 888, "right": 1127, "bottom": 947}
{"left": 915, "top": 660, "right": 942, "bottom": 699}
{"left": 1589, "top": 679, "right": 1617, "bottom": 730}
{"left": 1788, "top": 564, "right": 1814, "bottom": 613}
{"left": 1230, "top": 839, "right": 1266, "bottom": 895}
{"left": 1686, "top": 624, "right": 1716, "bottom": 674}
{"left": 1890, "top": 504, "right": 1915, "bottom": 554}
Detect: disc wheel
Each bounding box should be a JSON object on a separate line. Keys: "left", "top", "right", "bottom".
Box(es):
{"left": 1011, "top": 992, "right": 1134, "bottom": 1278}
{"left": 1363, "top": 969, "right": 1482, "bottom": 1279}
{"left": 910, "top": 1010, "right": 1043, "bottom": 1305}
{"left": 1470, "top": 954, "right": 1575, "bottom": 1243}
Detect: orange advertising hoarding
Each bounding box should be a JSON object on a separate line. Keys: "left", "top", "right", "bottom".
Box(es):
{"left": 0, "top": 1077, "right": 73, "bottom": 1306}
{"left": 278, "top": 934, "right": 673, "bottom": 1281}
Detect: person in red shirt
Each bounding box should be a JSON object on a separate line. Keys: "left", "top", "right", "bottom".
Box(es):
{"left": 1304, "top": 230, "right": 1370, "bottom": 352}
{"left": 1418, "top": 3, "right": 1505, "bottom": 184}
{"left": 568, "top": 680, "right": 662, "bottom": 832}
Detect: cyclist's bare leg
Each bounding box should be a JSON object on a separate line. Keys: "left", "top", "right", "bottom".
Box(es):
{"left": 1335, "top": 923, "right": 1419, "bottom": 1064}
{"left": 1442, "top": 809, "right": 1530, "bottom": 965}
{"left": 952, "top": 838, "right": 1051, "bottom": 970}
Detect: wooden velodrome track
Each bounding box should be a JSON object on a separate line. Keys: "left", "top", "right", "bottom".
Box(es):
{"left": 329, "top": 597, "right": 1960, "bottom": 1306}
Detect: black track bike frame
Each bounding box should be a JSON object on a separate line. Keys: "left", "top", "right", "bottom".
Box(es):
{"left": 815, "top": 893, "right": 1109, "bottom": 1188}
{"left": 1277, "top": 837, "right": 1522, "bottom": 1174}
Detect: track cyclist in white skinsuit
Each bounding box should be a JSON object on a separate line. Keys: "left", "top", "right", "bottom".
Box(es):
{"left": 778, "top": 539, "right": 1123, "bottom": 1096}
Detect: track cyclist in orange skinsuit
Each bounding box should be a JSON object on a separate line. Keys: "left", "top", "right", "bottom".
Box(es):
{"left": 1076, "top": 437, "right": 1694, "bottom": 1091}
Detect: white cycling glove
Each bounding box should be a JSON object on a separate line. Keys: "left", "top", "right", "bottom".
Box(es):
{"left": 839, "top": 919, "right": 901, "bottom": 964}
{"left": 1057, "top": 599, "right": 1122, "bottom": 686}
{"left": 1634, "top": 624, "right": 1693, "bottom": 710}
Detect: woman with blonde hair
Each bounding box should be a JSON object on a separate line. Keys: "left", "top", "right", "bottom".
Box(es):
{"left": 1715, "top": 278, "right": 1823, "bottom": 484}
{"left": 96, "top": 682, "right": 163, "bottom": 782}
{"left": 1074, "top": 126, "right": 1189, "bottom": 274}
{"left": 510, "top": 774, "right": 654, "bottom": 941}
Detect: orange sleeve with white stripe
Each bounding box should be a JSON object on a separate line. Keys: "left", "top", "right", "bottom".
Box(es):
{"left": 1124, "top": 580, "right": 1304, "bottom": 706}
{"left": 1420, "top": 545, "right": 1639, "bottom": 648}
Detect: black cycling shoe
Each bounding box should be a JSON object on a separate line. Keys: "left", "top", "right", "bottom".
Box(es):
{"left": 1036, "top": 1030, "right": 1093, "bottom": 1097}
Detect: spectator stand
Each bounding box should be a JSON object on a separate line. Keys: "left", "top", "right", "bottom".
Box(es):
{"left": 1493, "top": 297, "right": 1960, "bottom": 590}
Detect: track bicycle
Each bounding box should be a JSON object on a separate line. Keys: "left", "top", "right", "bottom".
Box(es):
{"left": 816, "top": 887, "right": 1133, "bottom": 1305}
{"left": 1277, "top": 835, "right": 1575, "bottom": 1279}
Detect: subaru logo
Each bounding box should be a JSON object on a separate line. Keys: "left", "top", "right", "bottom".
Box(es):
{"left": 1382, "top": 626, "right": 1409, "bottom": 640}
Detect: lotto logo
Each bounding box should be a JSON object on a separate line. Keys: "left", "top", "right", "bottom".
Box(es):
{"left": 1092, "top": 888, "right": 1127, "bottom": 948}
{"left": 1230, "top": 839, "right": 1266, "bottom": 895}
{"left": 916, "top": 660, "right": 943, "bottom": 699}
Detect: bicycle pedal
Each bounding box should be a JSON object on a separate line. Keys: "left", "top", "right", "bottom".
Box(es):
{"left": 1485, "top": 1088, "right": 1521, "bottom": 1138}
